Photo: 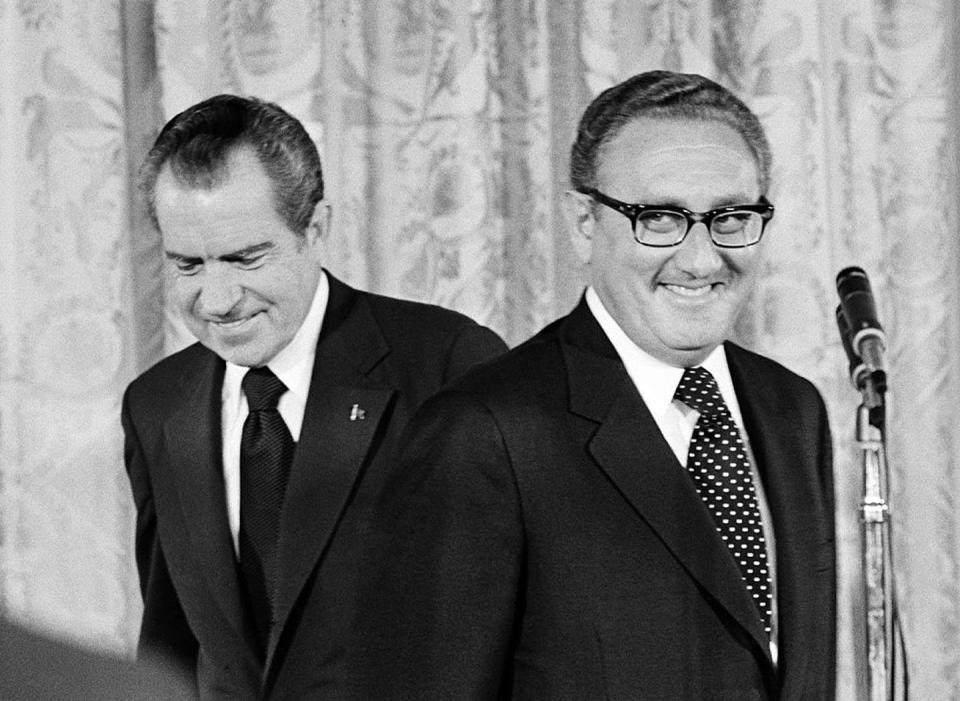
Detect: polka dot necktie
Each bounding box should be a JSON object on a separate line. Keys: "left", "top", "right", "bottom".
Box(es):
{"left": 239, "top": 366, "right": 295, "bottom": 654}
{"left": 674, "top": 366, "right": 773, "bottom": 635}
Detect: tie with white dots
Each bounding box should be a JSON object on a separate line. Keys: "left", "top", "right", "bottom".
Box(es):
{"left": 674, "top": 366, "right": 773, "bottom": 635}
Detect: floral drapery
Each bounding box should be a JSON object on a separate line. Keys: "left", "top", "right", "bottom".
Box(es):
{"left": 1, "top": 1, "right": 958, "bottom": 697}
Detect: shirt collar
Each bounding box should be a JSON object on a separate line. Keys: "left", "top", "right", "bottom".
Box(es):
{"left": 224, "top": 269, "right": 329, "bottom": 406}
{"left": 585, "top": 286, "right": 734, "bottom": 418}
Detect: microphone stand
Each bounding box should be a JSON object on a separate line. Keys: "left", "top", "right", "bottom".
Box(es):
{"left": 855, "top": 369, "right": 894, "bottom": 701}
{"left": 836, "top": 272, "right": 902, "bottom": 700}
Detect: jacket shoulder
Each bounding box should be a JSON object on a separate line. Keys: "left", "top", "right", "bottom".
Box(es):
{"left": 124, "top": 342, "right": 215, "bottom": 409}
{"left": 725, "top": 342, "right": 827, "bottom": 408}
{"left": 357, "top": 290, "right": 507, "bottom": 365}
{"left": 445, "top": 325, "right": 567, "bottom": 403}
{"left": 360, "top": 290, "right": 493, "bottom": 335}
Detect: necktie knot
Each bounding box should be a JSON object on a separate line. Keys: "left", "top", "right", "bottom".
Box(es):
{"left": 674, "top": 366, "right": 724, "bottom": 417}
{"left": 242, "top": 367, "right": 287, "bottom": 411}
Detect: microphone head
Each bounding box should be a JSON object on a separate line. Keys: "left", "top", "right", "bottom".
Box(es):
{"left": 836, "top": 305, "right": 868, "bottom": 388}
{"left": 835, "top": 305, "right": 856, "bottom": 359}
{"left": 836, "top": 265, "right": 867, "bottom": 289}
{"left": 836, "top": 266, "right": 883, "bottom": 335}
{"left": 836, "top": 266, "right": 886, "bottom": 396}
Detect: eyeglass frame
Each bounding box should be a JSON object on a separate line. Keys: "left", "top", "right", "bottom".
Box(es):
{"left": 577, "top": 187, "right": 775, "bottom": 248}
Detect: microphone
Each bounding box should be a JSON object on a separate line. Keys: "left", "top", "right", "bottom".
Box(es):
{"left": 835, "top": 305, "right": 868, "bottom": 389}
{"left": 836, "top": 266, "right": 886, "bottom": 394}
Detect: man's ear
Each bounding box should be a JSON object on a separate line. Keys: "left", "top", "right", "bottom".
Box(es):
{"left": 562, "top": 189, "right": 597, "bottom": 265}
{"left": 305, "top": 199, "right": 332, "bottom": 245}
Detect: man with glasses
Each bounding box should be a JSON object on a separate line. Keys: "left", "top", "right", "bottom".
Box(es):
{"left": 351, "top": 71, "right": 836, "bottom": 699}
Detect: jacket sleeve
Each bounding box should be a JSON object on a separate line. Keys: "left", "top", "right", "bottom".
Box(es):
{"left": 348, "top": 390, "right": 523, "bottom": 699}
{"left": 121, "top": 386, "right": 199, "bottom": 679}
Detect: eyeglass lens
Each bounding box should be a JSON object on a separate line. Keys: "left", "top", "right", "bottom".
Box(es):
{"left": 635, "top": 210, "right": 763, "bottom": 246}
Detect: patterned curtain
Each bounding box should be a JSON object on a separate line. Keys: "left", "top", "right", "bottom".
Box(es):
{"left": 0, "top": 0, "right": 144, "bottom": 652}
{"left": 154, "top": 0, "right": 564, "bottom": 350}
{"left": 0, "top": 1, "right": 957, "bottom": 697}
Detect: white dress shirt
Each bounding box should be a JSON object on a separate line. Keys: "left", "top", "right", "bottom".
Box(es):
{"left": 585, "top": 287, "right": 779, "bottom": 663}
{"left": 221, "top": 271, "right": 329, "bottom": 555}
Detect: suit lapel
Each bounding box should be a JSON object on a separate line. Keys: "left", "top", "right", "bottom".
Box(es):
{"left": 265, "top": 278, "right": 395, "bottom": 668}
{"left": 561, "top": 302, "right": 771, "bottom": 659}
{"left": 161, "top": 351, "right": 252, "bottom": 648}
{"left": 727, "top": 343, "right": 823, "bottom": 680}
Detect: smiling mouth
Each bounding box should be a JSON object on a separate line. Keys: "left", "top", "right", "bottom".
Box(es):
{"left": 662, "top": 282, "right": 716, "bottom": 298}
{"left": 208, "top": 312, "right": 260, "bottom": 330}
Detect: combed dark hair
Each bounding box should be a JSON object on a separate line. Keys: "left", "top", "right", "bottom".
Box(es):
{"left": 138, "top": 94, "right": 324, "bottom": 235}
{"left": 570, "top": 70, "right": 772, "bottom": 194}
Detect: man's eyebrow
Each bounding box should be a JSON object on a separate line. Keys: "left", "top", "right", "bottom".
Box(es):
{"left": 648, "top": 193, "right": 756, "bottom": 209}
{"left": 220, "top": 242, "right": 274, "bottom": 260}
{"left": 710, "top": 193, "right": 756, "bottom": 207}
{"left": 163, "top": 242, "right": 275, "bottom": 262}
{"left": 164, "top": 250, "right": 200, "bottom": 263}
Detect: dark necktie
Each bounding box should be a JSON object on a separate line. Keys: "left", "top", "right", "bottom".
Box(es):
{"left": 239, "top": 366, "right": 295, "bottom": 652}
{"left": 674, "top": 366, "right": 773, "bottom": 635}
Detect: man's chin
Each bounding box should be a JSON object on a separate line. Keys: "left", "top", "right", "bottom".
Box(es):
{"left": 661, "top": 331, "right": 728, "bottom": 366}
{"left": 198, "top": 337, "right": 274, "bottom": 368}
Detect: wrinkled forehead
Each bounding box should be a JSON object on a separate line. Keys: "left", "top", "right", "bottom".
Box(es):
{"left": 638, "top": 142, "right": 757, "bottom": 188}
{"left": 598, "top": 119, "right": 761, "bottom": 200}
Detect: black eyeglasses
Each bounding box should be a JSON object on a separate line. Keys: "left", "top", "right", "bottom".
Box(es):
{"left": 579, "top": 187, "right": 774, "bottom": 248}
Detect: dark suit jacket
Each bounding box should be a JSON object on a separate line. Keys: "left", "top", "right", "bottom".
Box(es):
{"left": 0, "top": 618, "right": 193, "bottom": 700}
{"left": 122, "top": 273, "right": 507, "bottom": 699}
{"left": 352, "top": 297, "right": 836, "bottom": 700}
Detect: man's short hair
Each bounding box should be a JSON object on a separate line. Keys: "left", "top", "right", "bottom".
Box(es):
{"left": 139, "top": 94, "right": 324, "bottom": 235}
{"left": 570, "top": 70, "right": 772, "bottom": 195}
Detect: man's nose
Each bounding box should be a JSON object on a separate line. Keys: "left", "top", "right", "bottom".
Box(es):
{"left": 198, "top": 265, "right": 242, "bottom": 316}
{"left": 673, "top": 222, "right": 723, "bottom": 274}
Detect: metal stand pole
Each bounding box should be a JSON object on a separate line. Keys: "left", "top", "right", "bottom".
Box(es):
{"left": 856, "top": 382, "right": 892, "bottom": 701}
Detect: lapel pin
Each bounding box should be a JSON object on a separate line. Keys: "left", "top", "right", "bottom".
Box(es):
{"left": 350, "top": 404, "right": 366, "bottom": 421}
